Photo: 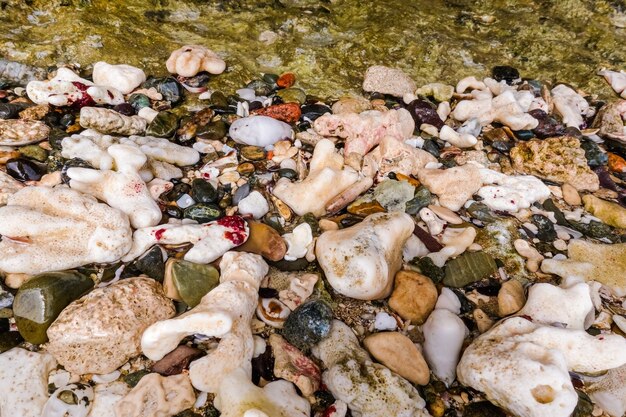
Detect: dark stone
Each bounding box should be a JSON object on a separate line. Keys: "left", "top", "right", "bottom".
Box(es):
{"left": 491, "top": 66, "right": 520, "bottom": 85}
{"left": 422, "top": 139, "right": 441, "bottom": 158}
{"left": 143, "top": 77, "right": 184, "bottom": 105}
{"left": 232, "top": 182, "right": 250, "bottom": 205}
{"left": 529, "top": 109, "right": 566, "bottom": 138}
{"left": 491, "top": 141, "right": 514, "bottom": 153}
{"left": 0, "top": 332, "right": 23, "bottom": 353}
{"left": 580, "top": 138, "right": 608, "bottom": 167}
{"left": 531, "top": 214, "right": 557, "bottom": 241}
{"left": 407, "top": 99, "right": 444, "bottom": 129}
{"left": 59, "top": 113, "right": 75, "bottom": 128}
{"left": 269, "top": 257, "right": 310, "bottom": 271}
{"left": 196, "top": 120, "right": 227, "bottom": 141}
{"left": 113, "top": 102, "right": 135, "bottom": 116}
{"left": 572, "top": 391, "right": 594, "bottom": 417}
{"left": 443, "top": 252, "right": 498, "bottom": 288}
{"left": 13, "top": 271, "right": 94, "bottom": 344}
{"left": 301, "top": 104, "right": 331, "bottom": 121}
{"left": 513, "top": 130, "right": 535, "bottom": 141}
{"left": 178, "top": 72, "right": 210, "bottom": 90}
{"left": 463, "top": 401, "right": 507, "bottom": 417}
{"left": 301, "top": 213, "right": 320, "bottom": 236}
{"left": 570, "top": 220, "right": 614, "bottom": 240}
{"left": 160, "top": 182, "right": 191, "bottom": 203}
{"left": 146, "top": 111, "right": 179, "bottom": 138}
{"left": 246, "top": 79, "right": 274, "bottom": 96}
{"left": 183, "top": 203, "right": 223, "bottom": 223}
{"left": 151, "top": 345, "right": 204, "bottom": 376}
{"left": 542, "top": 199, "right": 569, "bottom": 226}
{"left": 191, "top": 178, "right": 219, "bottom": 203}
{"left": 6, "top": 158, "right": 46, "bottom": 181}
{"left": 415, "top": 257, "right": 445, "bottom": 283}
{"left": 251, "top": 345, "right": 276, "bottom": 384}
{"left": 167, "top": 259, "right": 220, "bottom": 308}
{"left": 134, "top": 246, "right": 166, "bottom": 282}
{"left": 61, "top": 158, "right": 93, "bottom": 184}
{"left": 405, "top": 186, "right": 432, "bottom": 215}
{"left": 209, "top": 91, "right": 229, "bottom": 108}
{"left": 128, "top": 93, "right": 151, "bottom": 112}
{"left": 278, "top": 168, "right": 298, "bottom": 179}
{"left": 282, "top": 299, "right": 333, "bottom": 351}
{"left": 165, "top": 206, "right": 183, "bottom": 219}
{"left": 0, "top": 102, "right": 28, "bottom": 119}
{"left": 48, "top": 127, "right": 68, "bottom": 150}
{"left": 467, "top": 202, "right": 498, "bottom": 223}
{"left": 123, "top": 370, "right": 150, "bottom": 387}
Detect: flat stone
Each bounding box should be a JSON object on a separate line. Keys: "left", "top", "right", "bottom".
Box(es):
{"left": 497, "top": 280, "right": 526, "bottom": 317}
{"left": 561, "top": 183, "right": 581, "bottom": 206}
{"left": 163, "top": 259, "right": 220, "bottom": 307}
{"left": 542, "top": 240, "right": 626, "bottom": 297}
{"left": 364, "top": 331, "right": 430, "bottom": 385}
{"left": 151, "top": 345, "right": 204, "bottom": 376}
{"left": 363, "top": 65, "right": 416, "bottom": 97}
{"left": 583, "top": 194, "right": 626, "bottom": 229}
{"left": 46, "top": 277, "right": 175, "bottom": 375}
{"left": 388, "top": 270, "right": 438, "bottom": 324}
{"left": 0, "top": 119, "right": 49, "bottom": 146}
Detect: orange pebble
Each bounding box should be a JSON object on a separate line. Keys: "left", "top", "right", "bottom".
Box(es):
{"left": 277, "top": 72, "right": 296, "bottom": 88}
{"left": 266, "top": 150, "right": 274, "bottom": 160}
{"left": 252, "top": 102, "right": 301, "bottom": 123}
{"left": 608, "top": 153, "right": 626, "bottom": 173}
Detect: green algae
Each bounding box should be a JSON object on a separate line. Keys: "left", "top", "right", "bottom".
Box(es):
{"left": 0, "top": 0, "right": 625, "bottom": 98}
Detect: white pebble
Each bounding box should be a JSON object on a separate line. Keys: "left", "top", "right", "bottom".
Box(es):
{"left": 435, "top": 287, "right": 461, "bottom": 314}
{"left": 282, "top": 223, "right": 313, "bottom": 261}
{"left": 91, "top": 370, "right": 121, "bottom": 384}
{"left": 553, "top": 239, "right": 567, "bottom": 251}
{"left": 280, "top": 158, "right": 297, "bottom": 170}
{"left": 137, "top": 107, "right": 158, "bottom": 123}
{"left": 176, "top": 194, "right": 195, "bottom": 209}
{"left": 237, "top": 190, "right": 269, "bottom": 219}
{"left": 374, "top": 312, "right": 397, "bottom": 331}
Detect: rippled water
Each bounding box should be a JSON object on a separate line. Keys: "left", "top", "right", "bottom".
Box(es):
{"left": 0, "top": 0, "right": 625, "bottom": 97}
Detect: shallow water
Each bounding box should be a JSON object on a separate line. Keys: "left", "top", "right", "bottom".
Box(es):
{"left": 0, "top": 0, "right": 625, "bottom": 97}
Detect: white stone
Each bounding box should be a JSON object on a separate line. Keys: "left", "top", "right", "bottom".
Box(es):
{"left": 362, "top": 65, "right": 416, "bottom": 97}
{"left": 374, "top": 312, "right": 397, "bottom": 330}
{"left": 137, "top": 106, "right": 158, "bottom": 122}
{"left": 477, "top": 168, "right": 551, "bottom": 212}
{"left": 598, "top": 69, "right": 626, "bottom": 99}
{"left": 215, "top": 367, "right": 310, "bottom": 417}
{"left": 0, "top": 348, "right": 57, "bottom": 417}
{"left": 122, "top": 216, "right": 249, "bottom": 263}
{"left": 423, "top": 308, "right": 468, "bottom": 386}
{"left": 312, "top": 320, "right": 430, "bottom": 417}
{"left": 588, "top": 364, "right": 626, "bottom": 417}
{"left": 316, "top": 212, "right": 414, "bottom": 300}
{"left": 518, "top": 282, "right": 593, "bottom": 330}
{"left": 273, "top": 139, "right": 360, "bottom": 216}
{"left": 92, "top": 61, "right": 146, "bottom": 95}
{"left": 282, "top": 223, "right": 313, "bottom": 261}
{"left": 79, "top": 107, "right": 146, "bottom": 136}
{"left": 166, "top": 45, "right": 226, "bottom": 77}
{"left": 551, "top": 84, "right": 591, "bottom": 128}
{"left": 363, "top": 136, "right": 437, "bottom": 179}
{"left": 435, "top": 287, "right": 461, "bottom": 314}
{"left": 456, "top": 76, "right": 486, "bottom": 94}
{"left": 427, "top": 227, "right": 477, "bottom": 267}
{"left": 402, "top": 234, "right": 430, "bottom": 262}
{"left": 67, "top": 144, "right": 162, "bottom": 228}
{"left": 0, "top": 186, "right": 132, "bottom": 275}
{"left": 452, "top": 89, "right": 538, "bottom": 130}
{"left": 142, "top": 252, "right": 268, "bottom": 393}
{"left": 26, "top": 67, "right": 124, "bottom": 106}
{"left": 238, "top": 190, "right": 270, "bottom": 219}
{"left": 419, "top": 207, "right": 445, "bottom": 235}
{"left": 457, "top": 317, "right": 626, "bottom": 417}
{"left": 278, "top": 273, "right": 319, "bottom": 310}
{"left": 229, "top": 115, "right": 293, "bottom": 148}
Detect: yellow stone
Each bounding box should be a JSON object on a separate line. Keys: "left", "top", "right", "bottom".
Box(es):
{"left": 583, "top": 194, "right": 626, "bottom": 229}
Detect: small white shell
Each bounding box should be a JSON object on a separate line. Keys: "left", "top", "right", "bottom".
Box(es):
{"left": 42, "top": 383, "right": 94, "bottom": 417}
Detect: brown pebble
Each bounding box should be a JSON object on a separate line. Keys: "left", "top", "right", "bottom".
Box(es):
{"left": 364, "top": 331, "right": 430, "bottom": 385}
{"left": 252, "top": 103, "right": 301, "bottom": 123}
{"left": 151, "top": 345, "right": 204, "bottom": 376}
{"left": 388, "top": 270, "right": 438, "bottom": 324}
{"left": 497, "top": 280, "right": 526, "bottom": 317}
{"left": 236, "top": 221, "right": 287, "bottom": 261}
{"left": 562, "top": 183, "right": 581, "bottom": 206}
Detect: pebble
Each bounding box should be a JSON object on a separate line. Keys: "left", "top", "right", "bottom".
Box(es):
{"left": 13, "top": 271, "right": 94, "bottom": 344}
{"left": 363, "top": 331, "right": 430, "bottom": 385}
{"left": 229, "top": 115, "right": 293, "bottom": 147}
{"left": 237, "top": 190, "right": 269, "bottom": 219}
{"left": 163, "top": 259, "right": 220, "bottom": 307}
{"left": 269, "top": 333, "right": 321, "bottom": 398}
{"left": 473, "top": 309, "right": 495, "bottom": 333}
{"left": 6, "top": 157, "right": 46, "bottom": 181}
{"left": 443, "top": 251, "right": 498, "bottom": 288}
{"left": 562, "top": 183, "right": 581, "bottom": 205}
{"left": 253, "top": 102, "right": 301, "bottom": 123}
{"left": 583, "top": 194, "right": 626, "bottom": 229}
{"left": 276, "top": 87, "right": 307, "bottom": 104}
{"left": 151, "top": 345, "right": 204, "bottom": 376}
{"left": 166, "top": 45, "right": 225, "bottom": 77}
{"left": 282, "top": 222, "right": 313, "bottom": 261}
{"left": 388, "top": 270, "right": 438, "bottom": 324}
{"left": 277, "top": 72, "right": 296, "bottom": 88}
{"left": 93, "top": 61, "right": 146, "bottom": 95}
{"left": 373, "top": 312, "right": 397, "bottom": 330}
{"left": 497, "top": 280, "right": 526, "bottom": 317}
{"left": 331, "top": 96, "right": 372, "bottom": 114}
{"left": 282, "top": 299, "right": 333, "bottom": 351}
{"left": 236, "top": 221, "right": 287, "bottom": 261}
{"left": 115, "top": 373, "right": 196, "bottom": 417}
{"left": 146, "top": 111, "right": 179, "bottom": 137}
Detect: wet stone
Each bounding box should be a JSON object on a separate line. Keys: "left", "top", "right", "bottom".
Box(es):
{"left": 301, "top": 103, "right": 331, "bottom": 121}
{"left": 415, "top": 257, "right": 445, "bottom": 284}
{"left": 144, "top": 76, "right": 184, "bottom": 104}
{"left": 246, "top": 79, "right": 274, "bottom": 96}
{"left": 134, "top": 246, "right": 166, "bottom": 282}
{"left": 422, "top": 139, "right": 441, "bottom": 157}
{"left": 190, "top": 178, "right": 219, "bottom": 203}
{"left": 6, "top": 157, "right": 46, "bottom": 181}
{"left": 160, "top": 182, "right": 191, "bottom": 202}
{"left": 529, "top": 109, "right": 566, "bottom": 138}
{"left": 491, "top": 65, "right": 520, "bottom": 85}
{"left": 123, "top": 370, "right": 151, "bottom": 388}
{"left": 129, "top": 93, "right": 151, "bottom": 112}
{"left": 165, "top": 259, "right": 220, "bottom": 308}
{"left": 60, "top": 158, "right": 93, "bottom": 184}
{"left": 232, "top": 182, "right": 250, "bottom": 205}
{"left": 183, "top": 203, "right": 223, "bottom": 223}
{"left": 196, "top": 120, "right": 227, "bottom": 141}
{"left": 237, "top": 162, "right": 255, "bottom": 175}
{"left": 241, "top": 146, "right": 266, "bottom": 161}
{"left": 513, "top": 130, "right": 534, "bottom": 141}
{"left": 18, "top": 145, "right": 47, "bottom": 162}
{"left": 278, "top": 168, "right": 298, "bottom": 179}
{"left": 13, "top": 271, "right": 94, "bottom": 344}
{"left": 276, "top": 87, "right": 307, "bottom": 104}
{"left": 443, "top": 252, "right": 498, "bottom": 288}
{"left": 531, "top": 214, "right": 556, "bottom": 241}
{"left": 580, "top": 138, "right": 608, "bottom": 167}
{"left": 146, "top": 111, "right": 179, "bottom": 138}
{"left": 347, "top": 200, "right": 386, "bottom": 217}
{"left": 407, "top": 99, "right": 444, "bottom": 130}
{"left": 114, "top": 102, "right": 135, "bottom": 116}
{"left": 0, "top": 102, "right": 27, "bottom": 119}
{"left": 463, "top": 401, "right": 507, "bottom": 417}
{"left": 282, "top": 299, "right": 333, "bottom": 352}
{"left": 0, "top": 332, "right": 22, "bottom": 353}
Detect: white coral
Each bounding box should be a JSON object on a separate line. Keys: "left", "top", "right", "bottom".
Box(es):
{"left": 273, "top": 139, "right": 361, "bottom": 216}
{"left": 598, "top": 69, "right": 626, "bottom": 99}
{"left": 0, "top": 186, "right": 132, "bottom": 275}
{"left": 551, "top": 84, "right": 592, "bottom": 128}
{"left": 316, "top": 212, "right": 414, "bottom": 300}
{"left": 457, "top": 315, "right": 626, "bottom": 417}
{"left": 141, "top": 252, "right": 268, "bottom": 393}
{"left": 67, "top": 144, "right": 162, "bottom": 229}
{"left": 477, "top": 168, "right": 551, "bottom": 212}
{"left": 80, "top": 107, "right": 147, "bottom": 136}
{"left": 26, "top": 67, "right": 124, "bottom": 106}
{"left": 115, "top": 373, "right": 195, "bottom": 417}
{"left": 122, "top": 216, "right": 249, "bottom": 263}
{"left": 166, "top": 45, "right": 226, "bottom": 77}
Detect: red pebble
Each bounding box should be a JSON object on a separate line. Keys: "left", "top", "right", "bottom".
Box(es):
{"left": 277, "top": 72, "right": 296, "bottom": 88}
{"left": 252, "top": 102, "right": 301, "bottom": 123}
{"left": 70, "top": 82, "right": 96, "bottom": 108}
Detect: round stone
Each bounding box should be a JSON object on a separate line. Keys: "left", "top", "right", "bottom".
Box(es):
{"left": 282, "top": 299, "right": 333, "bottom": 351}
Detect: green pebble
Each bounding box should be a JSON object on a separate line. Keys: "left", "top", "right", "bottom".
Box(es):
{"left": 170, "top": 260, "right": 220, "bottom": 308}
{"left": 443, "top": 252, "right": 498, "bottom": 288}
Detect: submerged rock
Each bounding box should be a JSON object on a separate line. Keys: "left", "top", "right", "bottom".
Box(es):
{"left": 362, "top": 65, "right": 416, "bottom": 97}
